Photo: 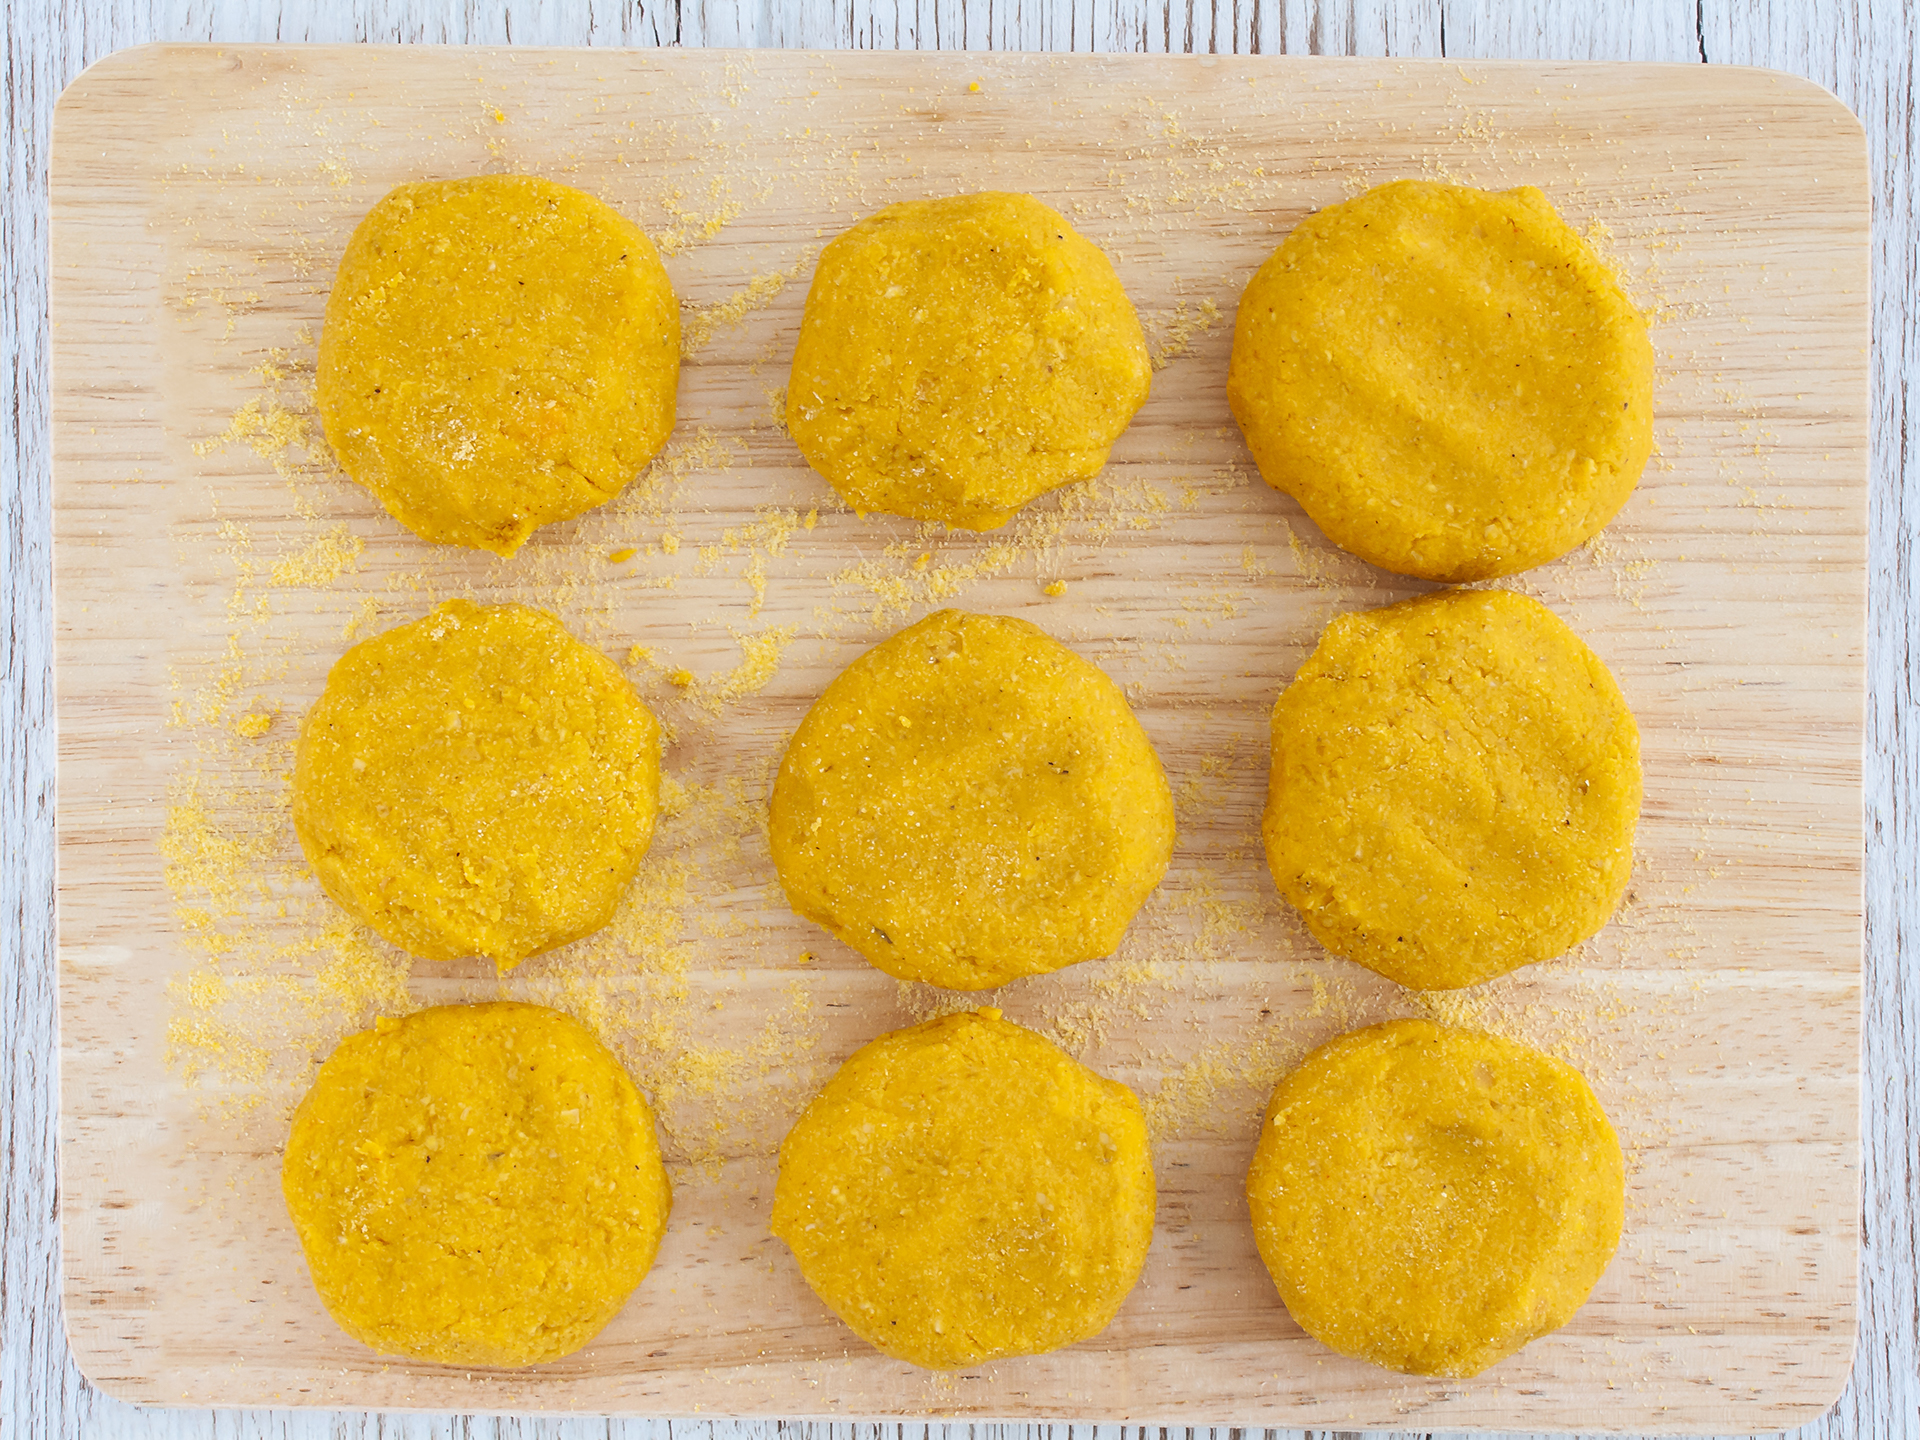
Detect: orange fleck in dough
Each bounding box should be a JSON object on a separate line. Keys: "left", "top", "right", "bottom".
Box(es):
{"left": 1264, "top": 588, "right": 1640, "bottom": 990}
{"left": 772, "top": 1008, "right": 1155, "bottom": 1368}
{"left": 293, "top": 600, "right": 661, "bottom": 971}
{"left": 787, "top": 192, "right": 1149, "bottom": 530}
{"left": 1228, "top": 179, "right": 1652, "bottom": 581}
{"left": 283, "top": 1002, "right": 672, "bottom": 1367}
{"left": 317, "top": 174, "right": 679, "bottom": 556}
{"left": 1247, "top": 1019, "right": 1624, "bottom": 1377}
{"left": 769, "top": 610, "right": 1174, "bottom": 990}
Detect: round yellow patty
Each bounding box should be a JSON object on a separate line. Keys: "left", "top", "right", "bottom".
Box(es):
{"left": 317, "top": 174, "right": 679, "bottom": 556}
{"left": 769, "top": 610, "right": 1174, "bottom": 991}
{"left": 772, "top": 1008, "right": 1155, "bottom": 1369}
{"left": 786, "top": 192, "right": 1150, "bottom": 530}
{"left": 1247, "top": 1019, "right": 1624, "bottom": 1377}
{"left": 282, "top": 1002, "right": 673, "bottom": 1367}
{"left": 1228, "top": 179, "right": 1653, "bottom": 581}
{"left": 293, "top": 599, "right": 662, "bottom": 971}
{"left": 1264, "top": 588, "right": 1639, "bottom": 990}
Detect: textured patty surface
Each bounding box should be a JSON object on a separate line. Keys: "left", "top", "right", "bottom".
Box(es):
{"left": 1228, "top": 179, "right": 1652, "bottom": 581}
{"left": 1247, "top": 1018, "right": 1624, "bottom": 1377}
{"left": 770, "top": 609, "right": 1174, "bottom": 990}
{"left": 787, "top": 191, "right": 1149, "bottom": 530}
{"left": 1263, "top": 587, "right": 1640, "bottom": 990}
{"left": 318, "top": 173, "right": 679, "bottom": 555}
{"left": 772, "top": 1008, "right": 1156, "bottom": 1369}
{"left": 282, "top": 1002, "right": 673, "bottom": 1367}
{"left": 293, "top": 599, "right": 661, "bottom": 970}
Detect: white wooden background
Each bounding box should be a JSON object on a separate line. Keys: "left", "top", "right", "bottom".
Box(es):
{"left": 2, "top": 1, "right": 1913, "bottom": 1438}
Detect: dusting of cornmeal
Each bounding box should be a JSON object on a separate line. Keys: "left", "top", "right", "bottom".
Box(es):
{"left": 161, "top": 765, "right": 415, "bottom": 1118}
{"left": 1146, "top": 295, "right": 1223, "bottom": 369}
{"left": 626, "top": 627, "right": 800, "bottom": 734}
{"left": 698, "top": 510, "right": 806, "bottom": 619}
{"left": 681, "top": 258, "right": 808, "bottom": 357}
{"left": 267, "top": 525, "right": 363, "bottom": 588}
{"left": 817, "top": 469, "right": 1199, "bottom": 628}
{"left": 197, "top": 395, "right": 312, "bottom": 469}
{"left": 193, "top": 340, "right": 326, "bottom": 519}
{"left": 651, "top": 178, "right": 744, "bottom": 258}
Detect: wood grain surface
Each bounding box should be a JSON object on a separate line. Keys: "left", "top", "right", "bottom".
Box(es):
{"left": 6, "top": 6, "right": 1917, "bottom": 1440}
{"left": 47, "top": 41, "right": 1868, "bottom": 1434}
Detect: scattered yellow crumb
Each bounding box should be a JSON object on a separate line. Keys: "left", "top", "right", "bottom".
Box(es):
{"left": 653, "top": 181, "right": 744, "bottom": 258}
{"left": 195, "top": 396, "right": 313, "bottom": 474}
{"left": 680, "top": 259, "right": 807, "bottom": 357}
{"left": 268, "top": 525, "right": 363, "bottom": 588}
{"left": 1044, "top": 580, "right": 1068, "bottom": 597}
{"left": 609, "top": 547, "right": 637, "bottom": 563}
{"left": 661, "top": 533, "right": 681, "bottom": 554}
{"left": 342, "top": 596, "right": 382, "bottom": 642}
{"left": 1148, "top": 296, "right": 1223, "bottom": 370}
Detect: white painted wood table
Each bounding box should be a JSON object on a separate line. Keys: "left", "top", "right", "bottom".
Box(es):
{"left": 3, "top": 2, "right": 1915, "bottom": 1439}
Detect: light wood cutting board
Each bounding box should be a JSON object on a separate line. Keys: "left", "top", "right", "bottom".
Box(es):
{"left": 50, "top": 45, "right": 1869, "bottom": 1433}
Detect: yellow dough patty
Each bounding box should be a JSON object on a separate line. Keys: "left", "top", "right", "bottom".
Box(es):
{"left": 771, "top": 1008, "right": 1155, "bottom": 1369}
{"left": 293, "top": 599, "right": 662, "bottom": 971}
{"left": 1247, "top": 1019, "right": 1624, "bottom": 1377}
{"left": 1264, "top": 588, "right": 1640, "bottom": 990}
{"left": 769, "top": 610, "right": 1174, "bottom": 991}
{"left": 317, "top": 174, "right": 679, "bottom": 556}
{"left": 786, "top": 192, "right": 1150, "bottom": 530}
{"left": 282, "top": 1002, "right": 673, "bottom": 1367}
{"left": 1228, "top": 179, "right": 1653, "bottom": 581}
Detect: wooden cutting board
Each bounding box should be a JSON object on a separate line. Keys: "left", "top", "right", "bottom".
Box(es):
{"left": 50, "top": 45, "right": 1869, "bottom": 1432}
